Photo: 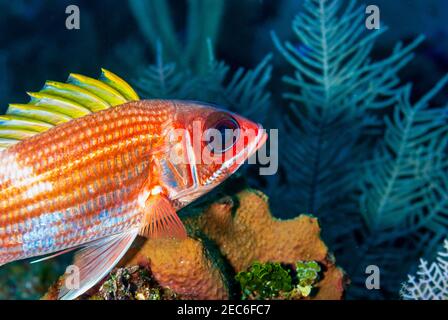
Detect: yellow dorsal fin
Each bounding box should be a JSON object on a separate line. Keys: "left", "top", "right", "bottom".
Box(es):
{"left": 0, "top": 69, "right": 139, "bottom": 151}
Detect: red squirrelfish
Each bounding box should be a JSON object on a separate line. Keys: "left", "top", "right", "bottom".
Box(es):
{"left": 0, "top": 69, "right": 267, "bottom": 299}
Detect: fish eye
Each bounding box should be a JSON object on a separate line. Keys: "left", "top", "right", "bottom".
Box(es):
{"left": 204, "top": 113, "right": 240, "bottom": 153}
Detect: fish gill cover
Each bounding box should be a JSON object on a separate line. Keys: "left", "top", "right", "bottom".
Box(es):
{"left": 0, "top": 0, "right": 448, "bottom": 300}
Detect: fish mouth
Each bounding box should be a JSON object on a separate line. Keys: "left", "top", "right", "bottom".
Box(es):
{"left": 255, "top": 123, "right": 268, "bottom": 152}
{"left": 246, "top": 123, "right": 268, "bottom": 159}
{"left": 225, "top": 123, "right": 267, "bottom": 174}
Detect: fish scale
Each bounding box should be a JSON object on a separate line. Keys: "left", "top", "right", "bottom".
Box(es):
{"left": 0, "top": 69, "right": 267, "bottom": 299}
{"left": 0, "top": 101, "right": 175, "bottom": 265}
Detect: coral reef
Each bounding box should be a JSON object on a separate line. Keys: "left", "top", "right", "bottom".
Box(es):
{"left": 47, "top": 265, "right": 179, "bottom": 300}
{"left": 400, "top": 239, "right": 448, "bottom": 300}
{"left": 44, "top": 236, "right": 231, "bottom": 300}
{"left": 122, "top": 237, "right": 231, "bottom": 300}
{"left": 272, "top": 0, "right": 448, "bottom": 299}
{"left": 3, "top": 0, "right": 448, "bottom": 301}
{"left": 44, "top": 189, "right": 346, "bottom": 300}
{"left": 185, "top": 189, "right": 346, "bottom": 300}
{"left": 128, "top": 0, "right": 225, "bottom": 74}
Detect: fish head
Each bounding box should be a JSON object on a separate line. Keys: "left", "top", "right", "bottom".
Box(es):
{"left": 162, "top": 100, "right": 267, "bottom": 207}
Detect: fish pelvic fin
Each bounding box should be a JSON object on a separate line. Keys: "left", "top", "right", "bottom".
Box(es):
{"left": 138, "top": 193, "right": 187, "bottom": 240}
{"left": 58, "top": 229, "right": 139, "bottom": 300}
{"left": 0, "top": 69, "right": 139, "bottom": 151}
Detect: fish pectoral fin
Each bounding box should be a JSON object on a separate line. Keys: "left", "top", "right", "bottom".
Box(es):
{"left": 58, "top": 229, "right": 139, "bottom": 300}
{"left": 138, "top": 194, "right": 187, "bottom": 240}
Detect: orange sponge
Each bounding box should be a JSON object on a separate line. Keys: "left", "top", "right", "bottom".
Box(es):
{"left": 44, "top": 189, "right": 347, "bottom": 300}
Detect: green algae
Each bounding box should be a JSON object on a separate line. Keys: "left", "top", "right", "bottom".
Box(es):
{"left": 235, "top": 261, "right": 322, "bottom": 300}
